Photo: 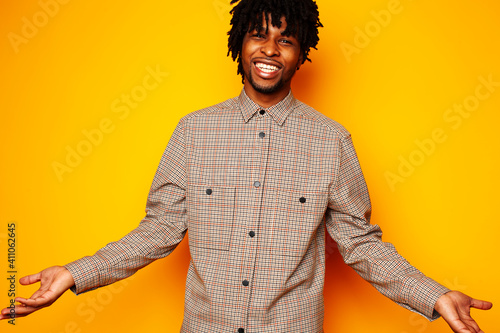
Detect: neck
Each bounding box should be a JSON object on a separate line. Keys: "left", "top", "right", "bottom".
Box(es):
{"left": 243, "top": 84, "right": 290, "bottom": 108}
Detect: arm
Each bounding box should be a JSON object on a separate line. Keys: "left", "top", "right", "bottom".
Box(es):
{"left": 1, "top": 119, "right": 189, "bottom": 318}
{"left": 69, "top": 119, "right": 189, "bottom": 294}
{"left": 326, "top": 135, "right": 493, "bottom": 329}
{"left": 326, "top": 134, "right": 446, "bottom": 319}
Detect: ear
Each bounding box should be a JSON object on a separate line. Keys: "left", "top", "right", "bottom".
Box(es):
{"left": 296, "top": 54, "right": 304, "bottom": 70}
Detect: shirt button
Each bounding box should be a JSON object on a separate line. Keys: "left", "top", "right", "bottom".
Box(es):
{"left": 242, "top": 280, "right": 249, "bottom": 286}
{"left": 259, "top": 109, "right": 266, "bottom": 115}
{"left": 238, "top": 329, "right": 245, "bottom": 333}
{"left": 249, "top": 231, "right": 256, "bottom": 238}
{"left": 253, "top": 181, "right": 261, "bottom": 188}
{"left": 299, "top": 197, "right": 306, "bottom": 203}
{"left": 259, "top": 132, "right": 266, "bottom": 138}
{"left": 206, "top": 189, "right": 212, "bottom": 195}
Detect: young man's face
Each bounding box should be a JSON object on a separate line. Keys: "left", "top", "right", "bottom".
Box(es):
{"left": 241, "top": 15, "right": 303, "bottom": 104}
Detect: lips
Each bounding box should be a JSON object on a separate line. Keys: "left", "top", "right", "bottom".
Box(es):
{"left": 253, "top": 59, "right": 282, "bottom": 78}
{"left": 255, "top": 62, "right": 280, "bottom": 73}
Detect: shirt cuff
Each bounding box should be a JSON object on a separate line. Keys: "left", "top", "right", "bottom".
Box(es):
{"left": 64, "top": 256, "right": 103, "bottom": 295}
{"left": 406, "top": 276, "right": 450, "bottom": 320}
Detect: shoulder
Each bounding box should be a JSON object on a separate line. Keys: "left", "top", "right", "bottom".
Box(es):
{"left": 291, "top": 99, "right": 351, "bottom": 139}
{"left": 178, "top": 97, "right": 239, "bottom": 125}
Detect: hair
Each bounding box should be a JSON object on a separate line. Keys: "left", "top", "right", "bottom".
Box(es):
{"left": 227, "top": 0, "right": 323, "bottom": 81}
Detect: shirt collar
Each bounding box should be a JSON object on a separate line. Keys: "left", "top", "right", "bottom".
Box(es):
{"left": 238, "top": 88, "right": 296, "bottom": 126}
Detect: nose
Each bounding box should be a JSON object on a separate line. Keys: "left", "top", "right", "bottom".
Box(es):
{"left": 260, "top": 39, "right": 279, "bottom": 57}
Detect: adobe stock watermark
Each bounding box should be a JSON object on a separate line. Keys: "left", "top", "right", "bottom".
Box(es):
{"left": 213, "top": 0, "right": 231, "bottom": 22}
{"left": 385, "top": 74, "right": 499, "bottom": 192}
{"left": 340, "top": 0, "right": 415, "bottom": 64}
{"left": 51, "top": 65, "right": 169, "bottom": 182}
{"left": 3, "top": 223, "right": 17, "bottom": 325}
{"left": 7, "top": 0, "right": 72, "bottom": 54}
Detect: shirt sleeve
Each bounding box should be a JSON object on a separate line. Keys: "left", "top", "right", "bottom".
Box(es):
{"left": 325, "top": 134, "right": 450, "bottom": 320}
{"left": 65, "top": 119, "right": 188, "bottom": 295}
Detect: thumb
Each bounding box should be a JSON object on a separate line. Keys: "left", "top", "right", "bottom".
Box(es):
{"left": 19, "top": 272, "right": 42, "bottom": 286}
{"left": 470, "top": 298, "right": 493, "bottom": 311}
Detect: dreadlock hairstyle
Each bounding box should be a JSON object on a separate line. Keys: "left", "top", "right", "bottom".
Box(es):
{"left": 227, "top": 0, "right": 323, "bottom": 81}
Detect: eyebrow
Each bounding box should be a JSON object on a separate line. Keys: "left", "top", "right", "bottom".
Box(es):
{"left": 251, "top": 26, "right": 294, "bottom": 37}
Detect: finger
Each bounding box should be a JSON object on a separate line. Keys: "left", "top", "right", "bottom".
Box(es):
{"left": 16, "top": 298, "right": 44, "bottom": 307}
{"left": 13, "top": 290, "right": 47, "bottom": 306}
{"left": 439, "top": 308, "right": 474, "bottom": 333}
{"left": 15, "top": 297, "right": 34, "bottom": 305}
{"left": 454, "top": 309, "right": 484, "bottom": 333}
{"left": 464, "top": 318, "right": 482, "bottom": 333}
{"left": 0, "top": 304, "right": 40, "bottom": 319}
{"left": 470, "top": 298, "right": 493, "bottom": 310}
{"left": 0, "top": 304, "right": 28, "bottom": 319}
{"left": 445, "top": 318, "right": 471, "bottom": 333}
{"left": 0, "top": 308, "right": 15, "bottom": 320}
{"left": 450, "top": 323, "right": 476, "bottom": 333}
{"left": 15, "top": 293, "right": 54, "bottom": 308}
{"left": 19, "top": 272, "right": 42, "bottom": 285}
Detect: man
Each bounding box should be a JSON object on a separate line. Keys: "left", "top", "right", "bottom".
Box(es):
{"left": 0, "top": 0, "right": 492, "bottom": 332}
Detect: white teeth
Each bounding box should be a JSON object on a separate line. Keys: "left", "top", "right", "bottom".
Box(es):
{"left": 256, "top": 63, "right": 279, "bottom": 73}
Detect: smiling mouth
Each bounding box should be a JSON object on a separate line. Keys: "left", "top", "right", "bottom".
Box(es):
{"left": 255, "top": 62, "right": 281, "bottom": 73}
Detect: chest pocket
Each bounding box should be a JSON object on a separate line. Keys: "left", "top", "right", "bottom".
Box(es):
{"left": 265, "top": 189, "right": 327, "bottom": 257}
{"left": 187, "top": 184, "right": 235, "bottom": 251}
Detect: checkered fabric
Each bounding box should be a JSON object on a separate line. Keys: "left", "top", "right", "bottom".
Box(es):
{"left": 65, "top": 89, "right": 449, "bottom": 333}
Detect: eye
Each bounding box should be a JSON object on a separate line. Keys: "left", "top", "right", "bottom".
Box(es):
{"left": 280, "top": 38, "right": 293, "bottom": 45}
{"left": 251, "top": 33, "right": 265, "bottom": 39}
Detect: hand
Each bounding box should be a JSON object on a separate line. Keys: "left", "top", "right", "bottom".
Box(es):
{"left": 0, "top": 266, "right": 75, "bottom": 320}
{"left": 434, "top": 290, "right": 492, "bottom": 333}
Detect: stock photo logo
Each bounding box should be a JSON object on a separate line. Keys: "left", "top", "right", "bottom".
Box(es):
{"left": 51, "top": 65, "right": 169, "bottom": 182}
{"left": 8, "top": 0, "right": 72, "bottom": 54}
{"left": 385, "top": 74, "right": 499, "bottom": 191}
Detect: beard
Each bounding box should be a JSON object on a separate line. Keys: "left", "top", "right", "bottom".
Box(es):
{"left": 246, "top": 70, "right": 285, "bottom": 95}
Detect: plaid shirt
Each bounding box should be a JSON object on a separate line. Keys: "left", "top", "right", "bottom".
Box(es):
{"left": 66, "top": 89, "right": 449, "bottom": 332}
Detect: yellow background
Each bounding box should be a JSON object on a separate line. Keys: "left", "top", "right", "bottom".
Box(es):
{"left": 1, "top": 0, "right": 498, "bottom": 332}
